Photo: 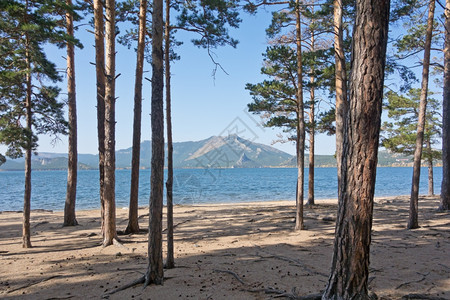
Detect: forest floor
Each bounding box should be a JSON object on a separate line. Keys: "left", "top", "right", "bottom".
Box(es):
{"left": 0, "top": 195, "right": 449, "bottom": 300}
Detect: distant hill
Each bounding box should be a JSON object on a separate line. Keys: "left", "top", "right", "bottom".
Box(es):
{"left": 0, "top": 156, "right": 93, "bottom": 171}
{"left": 0, "top": 135, "right": 437, "bottom": 171}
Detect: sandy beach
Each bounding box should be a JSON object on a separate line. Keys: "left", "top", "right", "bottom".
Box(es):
{"left": 0, "top": 195, "right": 449, "bottom": 299}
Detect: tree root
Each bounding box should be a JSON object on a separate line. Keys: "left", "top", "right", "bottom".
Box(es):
{"left": 7, "top": 275, "right": 62, "bottom": 294}
{"left": 248, "top": 287, "right": 322, "bottom": 300}
{"left": 401, "top": 294, "right": 448, "bottom": 300}
{"left": 213, "top": 269, "right": 245, "bottom": 285}
{"left": 162, "top": 219, "right": 190, "bottom": 233}
{"left": 396, "top": 272, "right": 429, "bottom": 290}
{"left": 102, "top": 275, "right": 145, "bottom": 298}
{"left": 253, "top": 246, "right": 327, "bottom": 277}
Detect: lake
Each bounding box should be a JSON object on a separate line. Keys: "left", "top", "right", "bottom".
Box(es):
{"left": 0, "top": 167, "right": 442, "bottom": 211}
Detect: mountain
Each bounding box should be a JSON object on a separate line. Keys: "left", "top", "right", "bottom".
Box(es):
{"left": 0, "top": 135, "right": 294, "bottom": 170}
{"left": 1, "top": 135, "right": 434, "bottom": 171}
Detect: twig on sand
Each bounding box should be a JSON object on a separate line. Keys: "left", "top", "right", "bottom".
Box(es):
{"left": 102, "top": 275, "right": 145, "bottom": 298}
{"left": 7, "top": 275, "right": 62, "bottom": 294}
{"left": 213, "top": 269, "right": 245, "bottom": 285}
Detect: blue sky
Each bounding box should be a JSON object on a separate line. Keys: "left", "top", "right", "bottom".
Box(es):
{"left": 29, "top": 7, "right": 338, "bottom": 156}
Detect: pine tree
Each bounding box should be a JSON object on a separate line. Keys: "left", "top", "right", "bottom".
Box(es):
{"left": 382, "top": 89, "right": 442, "bottom": 196}
{"left": 0, "top": 0, "right": 68, "bottom": 247}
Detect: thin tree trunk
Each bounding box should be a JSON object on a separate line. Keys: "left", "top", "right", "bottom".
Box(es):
{"left": 126, "top": 0, "right": 147, "bottom": 234}
{"left": 165, "top": 0, "right": 175, "bottom": 269}
{"left": 426, "top": 138, "right": 434, "bottom": 196}
{"left": 294, "top": 0, "right": 305, "bottom": 231}
{"left": 323, "top": 1, "right": 389, "bottom": 298}
{"left": 333, "top": 0, "right": 348, "bottom": 202}
{"left": 146, "top": 0, "right": 165, "bottom": 285}
{"left": 102, "top": 0, "right": 117, "bottom": 246}
{"left": 440, "top": 0, "right": 450, "bottom": 211}
{"left": 428, "top": 158, "right": 434, "bottom": 196}
{"left": 23, "top": 31, "right": 32, "bottom": 248}
{"left": 307, "top": 28, "right": 315, "bottom": 207}
{"left": 64, "top": 0, "right": 78, "bottom": 226}
{"left": 93, "top": 0, "right": 106, "bottom": 235}
{"left": 408, "top": 0, "right": 435, "bottom": 230}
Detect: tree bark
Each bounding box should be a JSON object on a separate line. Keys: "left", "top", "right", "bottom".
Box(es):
{"left": 428, "top": 158, "right": 434, "bottom": 196}
{"left": 165, "top": 0, "right": 175, "bottom": 269}
{"left": 426, "top": 138, "right": 434, "bottom": 196}
{"left": 64, "top": 0, "right": 78, "bottom": 227}
{"left": 322, "top": 1, "right": 389, "bottom": 298}
{"left": 408, "top": 0, "right": 435, "bottom": 230}
{"left": 102, "top": 0, "right": 117, "bottom": 246}
{"left": 23, "top": 31, "right": 32, "bottom": 248}
{"left": 307, "top": 28, "right": 315, "bottom": 207}
{"left": 440, "top": 0, "right": 450, "bottom": 211}
{"left": 126, "top": 0, "right": 147, "bottom": 234}
{"left": 333, "top": 0, "right": 349, "bottom": 202}
{"left": 294, "top": 0, "right": 305, "bottom": 231}
{"left": 93, "top": 0, "right": 106, "bottom": 235}
{"left": 146, "top": 0, "right": 165, "bottom": 285}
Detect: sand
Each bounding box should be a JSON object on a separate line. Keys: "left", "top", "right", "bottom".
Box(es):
{"left": 0, "top": 195, "right": 449, "bottom": 299}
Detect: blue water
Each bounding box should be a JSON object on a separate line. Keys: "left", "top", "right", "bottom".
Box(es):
{"left": 0, "top": 167, "right": 442, "bottom": 211}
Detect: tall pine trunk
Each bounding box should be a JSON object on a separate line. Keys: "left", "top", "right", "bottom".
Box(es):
{"left": 333, "top": 0, "right": 348, "bottom": 201}
{"left": 93, "top": 0, "right": 106, "bottom": 235}
{"left": 323, "top": 1, "right": 389, "bottom": 298}
{"left": 408, "top": 0, "right": 435, "bottom": 229}
{"left": 294, "top": 0, "right": 305, "bottom": 231}
{"left": 165, "top": 0, "right": 175, "bottom": 269}
{"left": 440, "top": 0, "right": 450, "bottom": 211}
{"left": 146, "top": 0, "right": 165, "bottom": 285}
{"left": 102, "top": 0, "right": 117, "bottom": 246}
{"left": 23, "top": 33, "right": 32, "bottom": 248}
{"left": 307, "top": 29, "right": 315, "bottom": 206}
{"left": 126, "top": 0, "right": 147, "bottom": 234}
{"left": 64, "top": 0, "right": 78, "bottom": 226}
{"left": 426, "top": 138, "right": 434, "bottom": 196}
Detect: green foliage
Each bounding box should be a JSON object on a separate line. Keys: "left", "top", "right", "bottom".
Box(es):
{"left": 381, "top": 88, "right": 442, "bottom": 161}
{"left": 0, "top": 0, "right": 68, "bottom": 161}
{"left": 176, "top": 0, "right": 241, "bottom": 49}
{"left": 246, "top": 45, "right": 298, "bottom": 138}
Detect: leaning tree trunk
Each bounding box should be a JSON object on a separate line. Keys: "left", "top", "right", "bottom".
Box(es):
{"left": 165, "top": 0, "right": 175, "bottom": 269}
{"left": 408, "top": 0, "right": 435, "bottom": 229}
{"left": 322, "top": 1, "right": 390, "bottom": 299}
{"left": 102, "top": 0, "right": 117, "bottom": 246}
{"left": 334, "top": 0, "right": 349, "bottom": 201}
{"left": 146, "top": 0, "right": 165, "bottom": 285}
{"left": 440, "top": 0, "right": 450, "bottom": 211}
{"left": 64, "top": 0, "right": 78, "bottom": 226}
{"left": 23, "top": 37, "right": 33, "bottom": 248}
{"left": 126, "top": 0, "right": 147, "bottom": 234}
{"left": 294, "top": 0, "right": 305, "bottom": 231}
{"left": 93, "top": 0, "right": 106, "bottom": 235}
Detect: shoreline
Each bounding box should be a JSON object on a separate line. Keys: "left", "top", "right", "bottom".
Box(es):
{"left": 0, "top": 195, "right": 418, "bottom": 214}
